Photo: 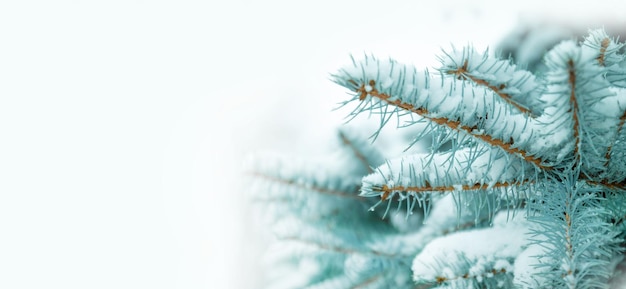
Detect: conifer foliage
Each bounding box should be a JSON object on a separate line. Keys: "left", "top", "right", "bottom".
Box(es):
{"left": 250, "top": 29, "right": 626, "bottom": 288}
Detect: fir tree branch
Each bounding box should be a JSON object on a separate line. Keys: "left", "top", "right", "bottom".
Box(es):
{"left": 339, "top": 130, "right": 374, "bottom": 174}
{"left": 250, "top": 172, "right": 361, "bottom": 200}
{"left": 603, "top": 109, "right": 626, "bottom": 177}
{"left": 361, "top": 148, "right": 534, "bottom": 217}
{"left": 542, "top": 39, "right": 619, "bottom": 175}
{"left": 350, "top": 80, "right": 547, "bottom": 169}
{"left": 437, "top": 46, "right": 545, "bottom": 116}
{"left": 281, "top": 236, "right": 406, "bottom": 258}
{"left": 596, "top": 37, "right": 611, "bottom": 66}
{"left": 563, "top": 206, "right": 574, "bottom": 282}
{"left": 529, "top": 174, "right": 620, "bottom": 288}
{"left": 411, "top": 210, "right": 527, "bottom": 287}
{"left": 431, "top": 267, "right": 509, "bottom": 286}
{"left": 375, "top": 180, "right": 531, "bottom": 201}
{"left": 583, "top": 29, "right": 621, "bottom": 67}
{"left": 583, "top": 29, "right": 626, "bottom": 88}
{"left": 446, "top": 59, "right": 533, "bottom": 115}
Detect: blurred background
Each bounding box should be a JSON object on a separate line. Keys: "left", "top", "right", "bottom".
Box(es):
{"left": 0, "top": 1, "right": 625, "bottom": 288}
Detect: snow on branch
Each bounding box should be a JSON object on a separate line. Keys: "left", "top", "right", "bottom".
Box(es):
{"left": 582, "top": 29, "right": 626, "bottom": 88}
{"left": 332, "top": 54, "right": 567, "bottom": 169}
{"left": 438, "top": 46, "right": 544, "bottom": 116}
{"left": 542, "top": 39, "right": 625, "bottom": 176}
{"left": 412, "top": 210, "right": 530, "bottom": 288}
{"left": 386, "top": 196, "right": 491, "bottom": 256}
{"left": 360, "top": 147, "right": 534, "bottom": 216}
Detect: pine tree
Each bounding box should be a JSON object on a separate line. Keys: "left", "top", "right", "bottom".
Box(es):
{"left": 250, "top": 29, "right": 626, "bottom": 288}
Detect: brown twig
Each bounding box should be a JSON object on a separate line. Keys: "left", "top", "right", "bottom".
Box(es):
{"left": 568, "top": 60, "right": 581, "bottom": 161}
{"left": 376, "top": 181, "right": 529, "bottom": 201}
{"left": 597, "top": 38, "right": 610, "bottom": 66}
{"left": 584, "top": 179, "right": 626, "bottom": 191}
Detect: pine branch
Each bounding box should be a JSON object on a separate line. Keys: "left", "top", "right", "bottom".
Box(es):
{"left": 362, "top": 194, "right": 494, "bottom": 263}
{"left": 412, "top": 210, "right": 528, "bottom": 288}
{"left": 375, "top": 180, "right": 530, "bottom": 198}
{"left": 360, "top": 147, "right": 534, "bottom": 218}
{"left": 599, "top": 88, "right": 626, "bottom": 182}
{"left": 567, "top": 59, "right": 582, "bottom": 162}
{"left": 337, "top": 128, "right": 385, "bottom": 175}
{"left": 345, "top": 78, "right": 549, "bottom": 169}
{"left": 603, "top": 110, "right": 626, "bottom": 174}
{"left": 583, "top": 29, "right": 626, "bottom": 88}
{"left": 280, "top": 221, "right": 408, "bottom": 259}
{"left": 439, "top": 46, "right": 543, "bottom": 116}
{"left": 254, "top": 28, "right": 626, "bottom": 289}
{"left": 339, "top": 130, "right": 373, "bottom": 173}
{"left": 543, "top": 39, "right": 622, "bottom": 176}
{"left": 280, "top": 235, "right": 403, "bottom": 258}
{"left": 448, "top": 59, "right": 532, "bottom": 114}
{"left": 529, "top": 173, "right": 620, "bottom": 288}
{"left": 332, "top": 53, "right": 576, "bottom": 170}
{"left": 250, "top": 172, "right": 360, "bottom": 200}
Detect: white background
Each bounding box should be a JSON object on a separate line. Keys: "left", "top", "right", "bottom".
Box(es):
{"left": 0, "top": 1, "right": 624, "bottom": 288}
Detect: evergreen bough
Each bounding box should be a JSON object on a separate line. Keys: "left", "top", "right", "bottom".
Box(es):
{"left": 250, "top": 29, "right": 626, "bottom": 288}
